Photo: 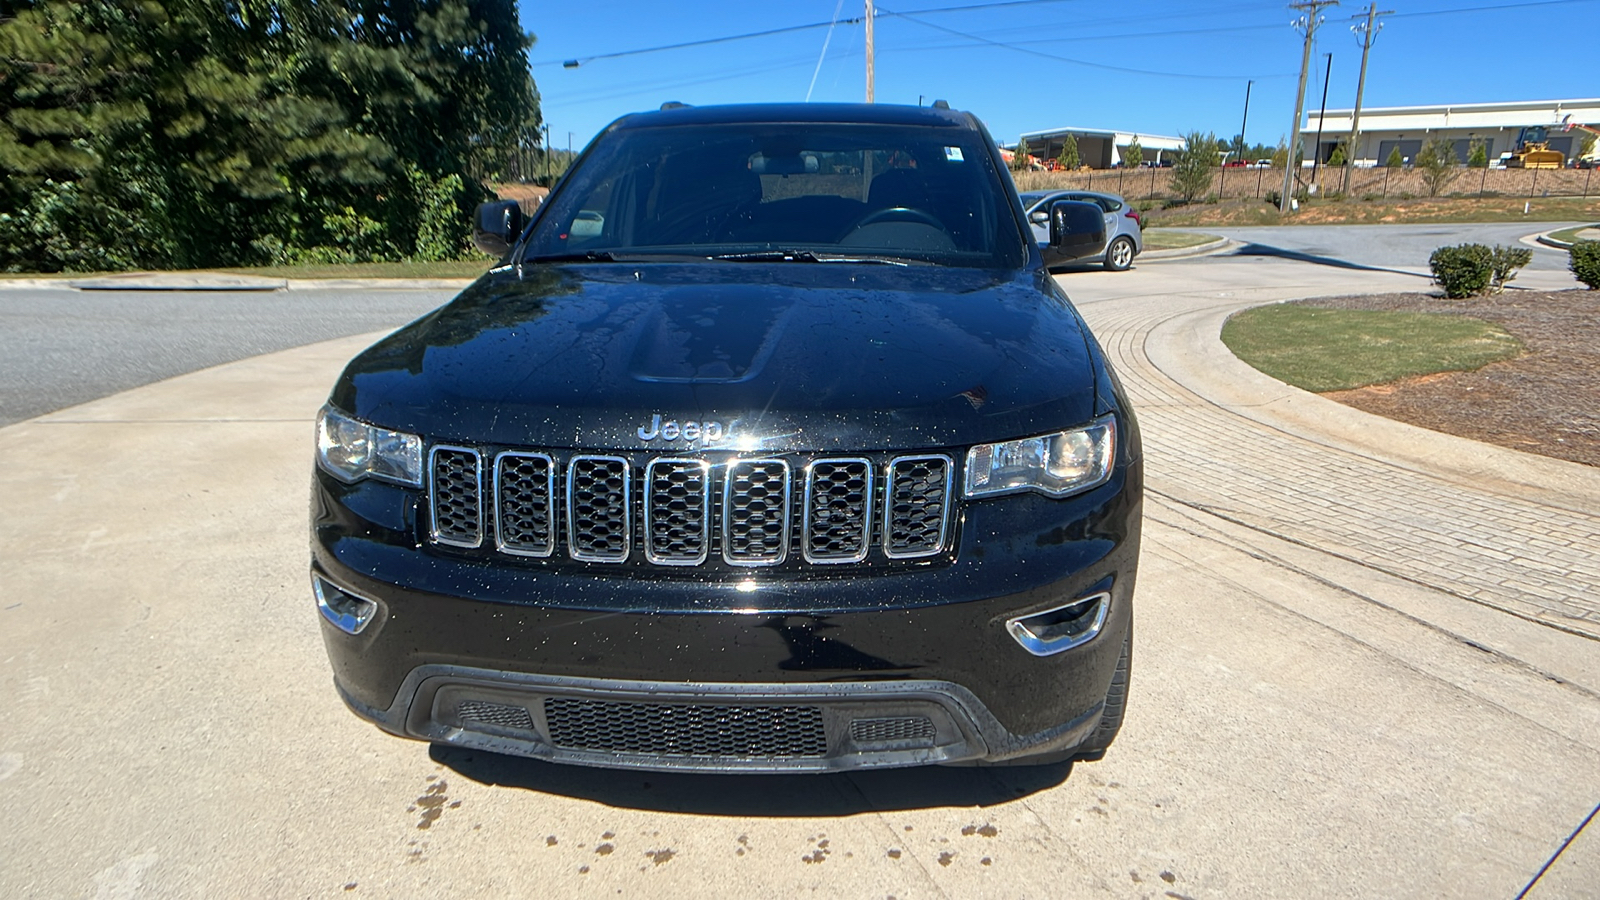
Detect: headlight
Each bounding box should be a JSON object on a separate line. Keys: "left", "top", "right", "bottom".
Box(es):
{"left": 963, "top": 417, "right": 1116, "bottom": 499}
{"left": 316, "top": 405, "right": 423, "bottom": 486}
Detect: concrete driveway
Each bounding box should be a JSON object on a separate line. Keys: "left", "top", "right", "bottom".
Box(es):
{"left": 1, "top": 251, "right": 1597, "bottom": 897}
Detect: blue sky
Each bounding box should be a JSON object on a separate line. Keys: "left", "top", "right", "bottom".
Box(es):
{"left": 517, "top": 0, "right": 1599, "bottom": 152}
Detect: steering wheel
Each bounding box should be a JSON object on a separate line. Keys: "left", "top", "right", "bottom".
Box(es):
{"left": 847, "top": 206, "right": 945, "bottom": 232}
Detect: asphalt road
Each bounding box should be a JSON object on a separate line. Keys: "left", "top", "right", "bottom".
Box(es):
{"left": 1171, "top": 221, "right": 1582, "bottom": 274}
{"left": 0, "top": 287, "right": 457, "bottom": 427}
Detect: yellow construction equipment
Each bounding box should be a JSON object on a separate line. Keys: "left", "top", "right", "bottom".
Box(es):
{"left": 1505, "top": 126, "right": 1565, "bottom": 169}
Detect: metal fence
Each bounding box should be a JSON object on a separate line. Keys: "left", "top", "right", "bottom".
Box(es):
{"left": 1013, "top": 165, "right": 1597, "bottom": 203}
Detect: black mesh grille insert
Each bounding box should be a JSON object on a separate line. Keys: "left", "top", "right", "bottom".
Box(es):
{"left": 805, "top": 459, "right": 872, "bottom": 563}
{"left": 457, "top": 699, "right": 534, "bottom": 732}
{"left": 495, "top": 453, "right": 554, "bottom": 556}
{"left": 723, "top": 460, "right": 791, "bottom": 565}
{"left": 543, "top": 697, "right": 827, "bottom": 758}
{"left": 886, "top": 455, "right": 951, "bottom": 558}
{"left": 850, "top": 716, "right": 936, "bottom": 744}
{"left": 430, "top": 447, "right": 482, "bottom": 547}
{"left": 567, "top": 456, "right": 630, "bottom": 561}
{"left": 645, "top": 460, "right": 710, "bottom": 564}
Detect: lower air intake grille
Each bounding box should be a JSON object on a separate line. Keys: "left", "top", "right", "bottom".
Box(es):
{"left": 543, "top": 698, "right": 828, "bottom": 758}
{"left": 457, "top": 699, "right": 534, "bottom": 732}
{"left": 850, "top": 716, "right": 936, "bottom": 744}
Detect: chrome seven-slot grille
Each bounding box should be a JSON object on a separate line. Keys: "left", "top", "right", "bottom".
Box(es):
{"left": 426, "top": 446, "right": 953, "bottom": 567}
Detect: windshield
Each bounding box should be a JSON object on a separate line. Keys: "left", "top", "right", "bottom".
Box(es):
{"left": 524, "top": 122, "right": 1028, "bottom": 268}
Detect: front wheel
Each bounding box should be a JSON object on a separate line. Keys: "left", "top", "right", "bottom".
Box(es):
{"left": 1103, "top": 235, "right": 1136, "bottom": 271}
{"left": 1071, "top": 633, "right": 1130, "bottom": 761}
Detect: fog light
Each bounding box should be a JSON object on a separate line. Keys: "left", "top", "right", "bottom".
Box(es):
{"left": 313, "top": 573, "right": 378, "bottom": 635}
{"left": 1005, "top": 592, "right": 1109, "bottom": 656}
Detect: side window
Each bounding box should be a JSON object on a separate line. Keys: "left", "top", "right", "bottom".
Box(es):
{"left": 1101, "top": 198, "right": 1122, "bottom": 213}
{"left": 564, "top": 177, "right": 615, "bottom": 246}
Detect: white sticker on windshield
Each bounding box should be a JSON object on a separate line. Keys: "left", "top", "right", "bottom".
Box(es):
{"left": 945, "top": 146, "right": 964, "bottom": 162}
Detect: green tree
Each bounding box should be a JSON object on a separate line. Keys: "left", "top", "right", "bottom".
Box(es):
{"left": 1169, "top": 131, "right": 1219, "bottom": 203}
{"left": 1467, "top": 138, "right": 1489, "bottom": 168}
{"left": 1385, "top": 145, "right": 1405, "bottom": 168}
{"left": 1327, "top": 140, "right": 1347, "bottom": 167}
{"left": 1057, "top": 133, "right": 1080, "bottom": 170}
{"left": 1271, "top": 137, "right": 1288, "bottom": 168}
{"left": 1121, "top": 135, "right": 1142, "bottom": 168}
{"left": 0, "top": 0, "right": 537, "bottom": 272}
{"left": 1416, "top": 136, "right": 1462, "bottom": 197}
{"left": 1011, "top": 137, "right": 1031, "bottom": 171}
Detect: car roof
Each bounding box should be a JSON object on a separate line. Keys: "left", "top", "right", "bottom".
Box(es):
{"left": 609, "top": 102, "right": 976, "bottom": 131}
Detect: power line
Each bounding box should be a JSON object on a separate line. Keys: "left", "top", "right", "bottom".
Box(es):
{"left": 537, "top": 18, "right": 863, "bottom": 68}
{"left": 879, "top": 4, "right": 1289, "bottom": 80}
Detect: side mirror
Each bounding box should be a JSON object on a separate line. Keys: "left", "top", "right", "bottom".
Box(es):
{"left": 1048, "top": 200, "right": 1106, "bottom": 260}
{"left": 473, "top": 199, "right": 525, "bottom": 257}
{"left": 1029, "top": 209, "right": 1050, "bottom": 226}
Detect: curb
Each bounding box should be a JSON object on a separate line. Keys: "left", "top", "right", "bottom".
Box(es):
{"left": 0, "top": 275, "right": 476, "bottom": 292}
{"left": 1534, "top": 225, "right": 1600, "bottom": 250}
{"left": 1139, "top": 236, "right": 1234, "bottom": 261}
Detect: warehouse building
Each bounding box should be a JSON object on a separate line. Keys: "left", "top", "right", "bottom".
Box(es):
{"left": 1014, "top": 126, "right": 1186, "bottom": 168}
{"left": 1303, "top": 98, "right": 1600, "bottom": 166}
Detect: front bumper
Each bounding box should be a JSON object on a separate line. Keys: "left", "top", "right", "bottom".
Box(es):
{"left": 312, "top": 460, "right": 1140, "bottom": 771}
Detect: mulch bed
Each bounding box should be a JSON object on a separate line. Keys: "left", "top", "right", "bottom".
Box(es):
{"left": 1295, "top": 290, "right": 1600, "bottom": 468}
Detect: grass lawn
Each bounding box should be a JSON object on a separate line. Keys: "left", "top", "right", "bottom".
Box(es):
{"left": 1142, "top": 229, "right": 1220, "bottom": 251}
{"left": 1545, "top": 224, "right": 1598, "bottom": 244}
{"left": 1221, "top": 304, "right": 1523, "bottom": 393}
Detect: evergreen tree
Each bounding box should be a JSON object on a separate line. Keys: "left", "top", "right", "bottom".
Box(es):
{"left": 1467, "top": 139, "right": 1488, "bottom": 168}
{"left": 1386, "top": 145, "right": 1405, "bottom": 168}
{"left": 1121, "top": 135, "right": 1142, "bottom": 168}
{"left": 1057, "top": 133, "right": 1080, "bottom": 170}
{"left": 1170, "top": 131, "right": 1219, "bottom": 203}
{"left": 1011, "top": 137, "right": 1030, "bottom": 171}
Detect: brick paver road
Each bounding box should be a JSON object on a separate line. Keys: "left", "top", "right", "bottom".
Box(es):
{"left": 1065, "top": 257, "right": 1600, "bottom": 641}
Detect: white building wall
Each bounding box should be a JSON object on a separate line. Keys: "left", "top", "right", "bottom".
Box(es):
{"left": 1304, "top": 99, "right": 1600, "bottom": 165}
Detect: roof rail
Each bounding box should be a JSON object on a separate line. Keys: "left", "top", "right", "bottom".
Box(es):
{"left": 660, "top": 101, "right": 692, "bottom": 111}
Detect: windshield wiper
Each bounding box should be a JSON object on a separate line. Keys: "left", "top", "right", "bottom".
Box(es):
{"left": 711, "top": 250, "right": 917, "bottom": 266}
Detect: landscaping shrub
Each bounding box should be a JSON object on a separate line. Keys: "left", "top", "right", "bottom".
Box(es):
{"left": 1488, "top": 245, "right": 1532, "bottom": 293}
{"left": 1429, "top": 243, "right": 1493, "bottom": 297}
{"left": 1573, "top": 240, "right": 1600, "bottom": 290}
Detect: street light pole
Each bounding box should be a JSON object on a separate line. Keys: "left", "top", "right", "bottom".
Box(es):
{"left": 1238, "top": 80, "right": 1254, "bottom": 163}
{"left": 1312, "top": 52, "right": 1332, "bottom": 192}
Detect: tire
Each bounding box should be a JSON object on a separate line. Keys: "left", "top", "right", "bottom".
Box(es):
{"left": 1103, "top": 235, "right": 1136, "bottom": 271}
{"left": 1070, "top": 633, "right": 1131, "bottom": 761}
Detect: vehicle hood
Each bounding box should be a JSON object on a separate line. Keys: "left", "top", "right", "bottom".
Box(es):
{"left": 332, "top": 262, "right": 1103, "bottom": 452}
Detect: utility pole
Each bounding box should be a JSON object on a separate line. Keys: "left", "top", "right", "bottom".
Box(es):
{"left": 1238, "top": 80, "right": 1254, "bottom": 163}
{"left": 1343, "top": 2, "right": 1392, "bottom": 194}
{"left": 1311, "top": 52, "right": 1332, "bottom": 191}
{"left": 1281, "top": 0, "right": 1339, "bottom": 214}
{"left": 865, "top": 0, "right": 875, "bottom": 103}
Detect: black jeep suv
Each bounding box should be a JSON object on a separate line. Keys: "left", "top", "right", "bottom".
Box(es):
{"left": 311, "top": 102, "right": 1142, "bottom": 772}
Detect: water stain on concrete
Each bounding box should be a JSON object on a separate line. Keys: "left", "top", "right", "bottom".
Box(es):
{"left": 413, "top": 780, "right": 451, "bottom": 830}
{"left": 1160, "top": 871, "right": 1177, "bottom": 883}
{"left": 960, "top": 823, "right": 999, "bottom": 837}
{"left": 937, "top": 851, "right": 955, "bottom": 867}
{"left": 595, "top": 843, "right": 615, "bottom": 856}
{"left": 546, "top": 835, "right": 558, "bottom": 846}
{"left": 645, "top": 848, "right": 676, "bottom": 865}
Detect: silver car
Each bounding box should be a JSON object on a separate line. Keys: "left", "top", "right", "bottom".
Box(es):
{"left": 1021, "top": 190, "right": 1143, "bottom": 271}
